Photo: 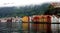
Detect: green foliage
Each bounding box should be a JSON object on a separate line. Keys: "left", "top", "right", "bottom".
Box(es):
{"left": 0, "top": 3, "right": 50, "bottom": 17}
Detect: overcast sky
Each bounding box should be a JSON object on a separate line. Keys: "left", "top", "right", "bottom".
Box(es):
{"left": 0, "top": 0, "right": 60, "bottom": 7}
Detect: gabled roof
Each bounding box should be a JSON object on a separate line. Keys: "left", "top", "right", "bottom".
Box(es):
{"left": 51, "top": 2, "right": 60, "bottom": 8}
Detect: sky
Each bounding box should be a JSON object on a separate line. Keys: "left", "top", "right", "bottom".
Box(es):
{"left": 0, "top": 0, "right": 60, "bottom": 7}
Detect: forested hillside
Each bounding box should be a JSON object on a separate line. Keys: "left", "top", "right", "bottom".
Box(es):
{"left": 0, "top": 3, "right": 50, "bottom": 17}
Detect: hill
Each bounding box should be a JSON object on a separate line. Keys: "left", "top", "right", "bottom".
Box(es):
{"left": 0, "top": 3, "right": 50, "bottom": 17}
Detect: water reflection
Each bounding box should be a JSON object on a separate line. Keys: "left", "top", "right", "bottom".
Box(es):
{"left": 0, "top": 22, "right": 60, "bottom": 33}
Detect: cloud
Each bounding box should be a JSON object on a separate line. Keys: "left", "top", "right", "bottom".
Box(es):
{"left": 0, "top": 0, "right": 60, "bottom": 7}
